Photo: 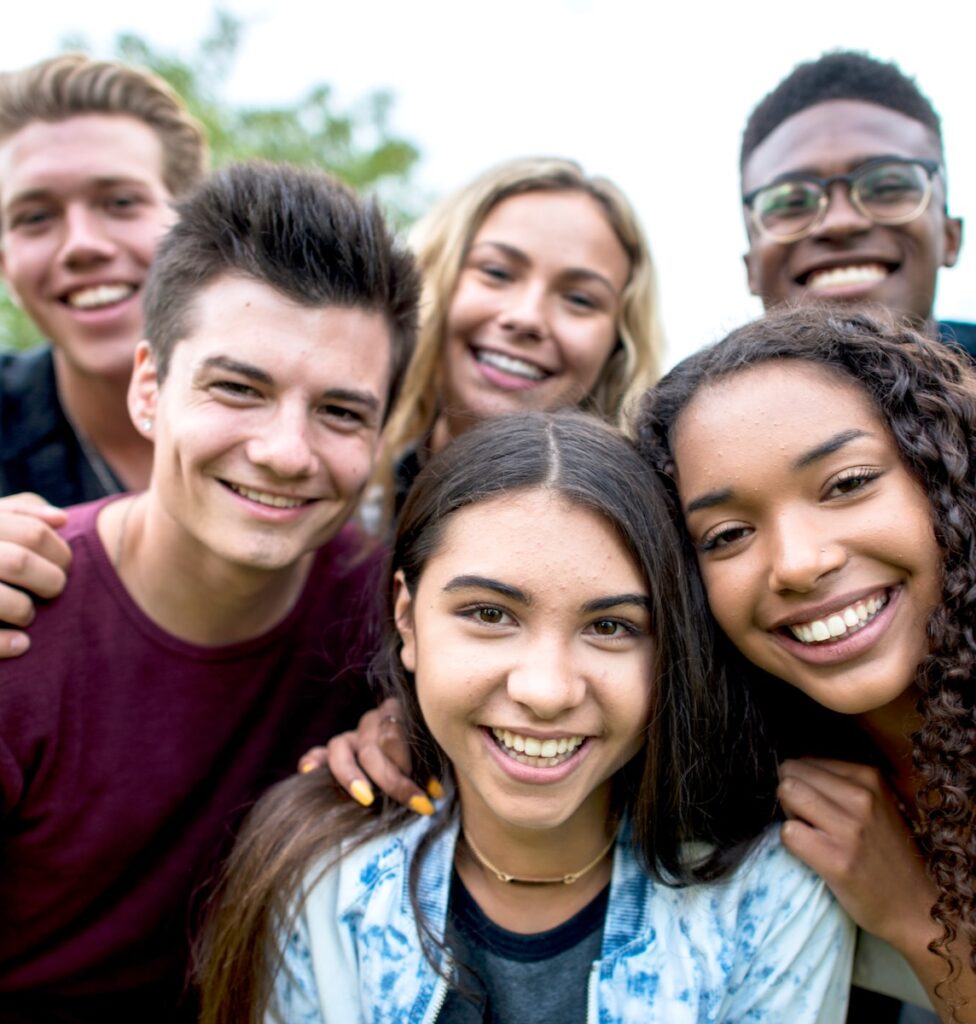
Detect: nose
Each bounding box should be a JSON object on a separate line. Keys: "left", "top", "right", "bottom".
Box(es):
{"left": 810, "top": 182, "right": 873, "bottom": 240}
{"left": 505, "top": 633, "right": 586, "bottom": 720}
{"left": 58, "top": 204, "right": 117, "bottom": 267}
{"left": 766, "top": 509, "right": 846, "bottom": 594}
{"left": 245, "top": 401, "right": 319, "bottom": 480}
{"left": 498, "top": 281, "right": 548, "bottom": 341}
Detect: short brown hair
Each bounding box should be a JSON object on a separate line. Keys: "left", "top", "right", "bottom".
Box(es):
{"left": 0, "top": 53, "right": 208, "bottom": 197}
{"left": 143, "top": 161, "right": 420, "bottom": 416}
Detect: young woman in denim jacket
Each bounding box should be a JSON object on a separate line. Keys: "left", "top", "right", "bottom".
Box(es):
{"left": 198, "top": 413, "right": 853, "bottom": 1023}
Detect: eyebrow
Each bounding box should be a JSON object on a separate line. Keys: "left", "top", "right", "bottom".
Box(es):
{"left": 468, "top": 240, "right": 619, "bottom": 295}
{"left": 443, "top": 575, "right": 650, "bottom": 613}
{"left": 758, "top": 154, "right": 912, "bottom": 188}
{"left": 684, "top": 428, "right": 871, "bottom": 514}
{"left": 6, "top": 177, "right": 152, "bottom": 206}
{"left": 793, "top": 429, "right": 869, "bottom": 469}
{"left": 198, "top": 355, "right": 380, "bottom": 411}
{"left": 444, "top": 575, "right": 530, "bottom": 603}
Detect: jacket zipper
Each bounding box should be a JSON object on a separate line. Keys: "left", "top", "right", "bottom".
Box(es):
{"left": 426, "top": 958, "right": 452, "bottom": 1023}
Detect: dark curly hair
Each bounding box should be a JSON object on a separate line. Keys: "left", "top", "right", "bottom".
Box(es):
{"left": 636, "top": 304, "right": 976, "bottom": 990}
{"left": 741, "top": 50, "right": 943, "bottom": 168}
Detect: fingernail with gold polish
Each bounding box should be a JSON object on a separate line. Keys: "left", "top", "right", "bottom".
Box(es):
{"left": 350, "top": 779, "right": 375, "bottom": 807}
{"left": 408, "top": 794, "right": 435, "bottom": 816}
{"left": 298, "top": 758, "right": 316, "bottom": 774}
{"left": 426, "top": 778, "right": 445, "bottom": 800}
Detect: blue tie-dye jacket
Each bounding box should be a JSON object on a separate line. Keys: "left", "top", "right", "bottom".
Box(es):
{"left": 269, "top": 813, "right": 854, "bottom": 1023}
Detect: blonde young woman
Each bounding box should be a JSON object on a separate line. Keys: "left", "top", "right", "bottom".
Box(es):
{"left": 378, "top": 157, "right": 663, "bottom": 508}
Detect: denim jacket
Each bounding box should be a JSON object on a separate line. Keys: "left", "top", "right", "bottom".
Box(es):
{"left": 270, "top": 813, "right": 854, "bottom": 1023}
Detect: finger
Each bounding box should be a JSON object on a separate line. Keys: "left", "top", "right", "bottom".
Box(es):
{"left": 356, "top": 741, "right": 431, "bottom": 814}
{"left": 777, "top": 772, "right": 853, "bottom": 833}
{"left": 318, "top": 733, "right": 373, "bottom": 805}
{"left": 297, "top": 745, "right": 330, "bottom": 775}
{"left": 782, "top": 757, "right": 884, "bottom": 789}
{"left": 0, "top": 541, "right": 70, "bottom": 602}
{"left": 0, "top": 493, "right": 68, "bottom": 527}
{"left": 780, "top": 818, "right": 844, "bottom": 879}
{"left": 0, "top": 628, "right": 30, "bottom": 659}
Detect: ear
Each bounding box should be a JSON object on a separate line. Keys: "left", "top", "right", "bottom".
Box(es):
{"left": 127, "top": 341, "right": 160, "bottom": 436}
{"left": 743, "top": 248, "right": 761, "bottom": 298}
{"left": 942, "top": 215, "right": 964, "bottom": 269}
{"left": 393, "top": 569, "right": 417, "bottom": 673}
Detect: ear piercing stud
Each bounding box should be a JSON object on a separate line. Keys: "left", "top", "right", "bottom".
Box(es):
{"left": 140, "top": 418, "right": 154, "bottom": 432}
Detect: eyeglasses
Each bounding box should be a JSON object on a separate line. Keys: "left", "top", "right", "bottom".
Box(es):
{"left": 742, "top": 157, "right": 941, "bottom": 243}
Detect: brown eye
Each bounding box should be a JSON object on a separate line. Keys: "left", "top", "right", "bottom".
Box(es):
{"left": 476, "top": 607, "right": 504, "bottom": 624}
{"left": 593, "top": 619, "right": 621, "bottom": 637}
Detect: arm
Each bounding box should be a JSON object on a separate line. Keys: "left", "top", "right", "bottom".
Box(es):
{"left": 0, "top": 494, "right": 71, "bottom": 657}
{"left": 297, "top": 698, "right": 439, "bottom": 816}
{"left": 779, "top": 757, "right": 976, "bottom": 1022}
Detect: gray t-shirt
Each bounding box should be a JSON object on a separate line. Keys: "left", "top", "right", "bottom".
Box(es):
{"left": 439, "top": 870, "right": 608, "bottom": 1023}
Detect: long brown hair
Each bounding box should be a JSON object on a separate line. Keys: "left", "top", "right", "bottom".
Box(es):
{"left": 197, "top": 411, "right": 776, "bottom": 1022}
{"left": 638, "top": 303, "right": 976, "bottom": 985}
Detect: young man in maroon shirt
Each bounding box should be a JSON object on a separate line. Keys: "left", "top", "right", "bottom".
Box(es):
{"left": 0, "top": 161, "right": 418, "bottom": 1022}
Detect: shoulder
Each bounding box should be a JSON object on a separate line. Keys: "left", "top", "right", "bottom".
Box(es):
{"left": 0, "top": 345, "right": 55, "bottom": 393}
{"left": 937, "top": 320, "right": 976, "bottom": 359}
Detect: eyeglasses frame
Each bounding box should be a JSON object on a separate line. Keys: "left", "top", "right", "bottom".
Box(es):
{"left": 742, "top": 156, "right": 943, "bottom": 244}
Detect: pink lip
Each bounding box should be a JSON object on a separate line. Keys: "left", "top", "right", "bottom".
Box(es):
{"left": 771, "top": 587, "right": 901, "bottom": 666}
{"left": 481, "top": 727, "right": 591, "bottom": 785}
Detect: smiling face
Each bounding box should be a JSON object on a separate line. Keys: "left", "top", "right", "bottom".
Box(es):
{"left": 438, "top": 190, "right": 630, "bottom": 438}
{"left": 672, "top": 361, "right": 942, "bottom": 717}
{"left": 0, "top": 114, "right": 177, "bottom": 382}
{"left": 741, "top": 100, "right": 963, "bottom": 324}
{"left": 131, "top": 273, "right": 391, "bottom": 576}
{"left": 395, "top": 487, "right": 652, "bottom": 837}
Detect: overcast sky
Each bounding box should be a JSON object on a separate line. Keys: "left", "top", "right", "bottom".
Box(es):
{"left": 2, "top": 0, "right": 972, "bottom": 367}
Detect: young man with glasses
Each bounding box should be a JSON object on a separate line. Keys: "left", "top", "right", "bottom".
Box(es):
{"left": 739, "top": 50, "right": 971, "bottom": 355}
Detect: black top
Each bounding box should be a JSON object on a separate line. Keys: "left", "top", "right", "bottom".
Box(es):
{"left": 439, "top": 869, "right": 608, "bottom": 1023}
{"left": 0, "top": 346, "right": 122, "bottom": 505}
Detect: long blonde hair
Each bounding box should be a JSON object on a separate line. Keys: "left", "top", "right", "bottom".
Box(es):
{"left": 378, "top": 157, "right": 664, "bottom": 488}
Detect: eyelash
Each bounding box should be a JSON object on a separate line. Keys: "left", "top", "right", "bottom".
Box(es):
{"left": 825, "top": 467, "right": 882, "bottom": 498}
{"left": 697, "top": 525, "right": 751, "bottom": 553}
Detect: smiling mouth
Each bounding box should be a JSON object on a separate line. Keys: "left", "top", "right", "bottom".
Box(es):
{"left": 782, "top": 589, "right": 891, "bottom": 644}
{"left": 224, "top": 482, "right": 313, "bottom": 509}
{"left": 491, "top": 727, "right": 585, "bottom": 767}
{"left": 801, "top": 263, "right": 891, "bottom": 292}
{"left": 63, "top": 283, "right": 137, "bottom": 310}
{"left": 475, "top": 349, "right": 548, "bottom": 381}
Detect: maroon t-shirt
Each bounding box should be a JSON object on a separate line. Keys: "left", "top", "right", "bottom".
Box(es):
{"left": 0, "top": 498, "right": 381, "bottom": 1021}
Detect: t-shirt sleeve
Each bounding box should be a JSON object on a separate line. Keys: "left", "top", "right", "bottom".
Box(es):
{"left": 726, "top": 831, "right": 855, "bottom": 1022}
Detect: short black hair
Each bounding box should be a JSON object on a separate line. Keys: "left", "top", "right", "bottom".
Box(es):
{"left": 741, "top": 51, "right": 942, "bottom": 169}
{"left": 144, "top": 161, "right": 420, "bottom": 415}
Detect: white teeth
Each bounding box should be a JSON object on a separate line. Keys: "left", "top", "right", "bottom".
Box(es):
{"left": 491, "top": 728, "right": 584, "bottom": 768}
{"left": 807, "top": 264, "right": 887, "bottom": 291}
{"left": 788, "top": 591, "right": 889, "bottom": 645}
{"left": 66, "top": 283, "right": 135, "bottom": 309}
{"left": 475, "top": 349, "right": 547, "bottom": 381}
{"left": 228, "top": 483, "right": 308, "bottom": 509}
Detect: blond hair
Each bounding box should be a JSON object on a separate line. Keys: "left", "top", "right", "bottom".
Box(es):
{"left": 379, "top": 157, "right": 664, "bottom": 486}
{"left": 0, "top": 53, "right": 208, "bottom": 198}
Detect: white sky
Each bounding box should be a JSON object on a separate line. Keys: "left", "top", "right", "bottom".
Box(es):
{"left": 2, "top": 0, "right": 972, "bottom": 368}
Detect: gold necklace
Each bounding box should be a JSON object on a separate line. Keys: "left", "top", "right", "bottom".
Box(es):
{"left": 462, "top": 827, "right": 618, "bottom": 886}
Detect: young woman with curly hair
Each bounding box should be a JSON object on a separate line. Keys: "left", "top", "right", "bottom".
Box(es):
{"left": 637, "top": 304, "right": 976, "bottom": 1023}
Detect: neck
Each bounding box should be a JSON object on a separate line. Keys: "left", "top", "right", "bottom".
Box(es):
{"left": 98, "top": 494, "right": 315, "bottom": 645}
{"left": 454, "top": 780, "right": 616, "bottom": 933}
{"left": 53, "top": 351, "right": 153, "bottom": 491}
{"left": 856, "top": 686, "right": 922, "bottom": 809}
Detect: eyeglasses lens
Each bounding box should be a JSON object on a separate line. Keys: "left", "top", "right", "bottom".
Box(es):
{"left": 853, "top": 162, "right": 929, "bottom": 223}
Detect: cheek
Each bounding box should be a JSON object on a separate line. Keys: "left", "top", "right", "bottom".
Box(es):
{"left": 558, "top": 322, "right": 618, "bottom": 392}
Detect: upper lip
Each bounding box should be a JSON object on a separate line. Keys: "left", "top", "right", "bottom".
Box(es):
{"left": 472, "top": 343, "right": 554, "bottom": 376}
{"left": 794, "top": 254, "right": 898, "bottom": 284}
{"left": 489, "top": 725, "right": 588, "bottom": 740}
{"left": 765, "top": 584, "right": 894, "bottom": 631}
